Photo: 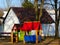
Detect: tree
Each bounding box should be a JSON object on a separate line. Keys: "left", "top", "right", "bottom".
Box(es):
{"left": 22, "top": 0, "right": 34, "bottom": 8}
{"left": 34, "top": 0, "right": 38, "bottom": 44}
{"left": 39, "top": 0, "right": 44, "bottom": 20}
{"left": 54, "top": 0, "right": 59, "bottom": 38}
{"left": 44, "top": 0, "right": 55, "bottom": 9}
{"left": 34, "top": 0, "right": 38, "bottom": 20}
{"left": 43, "top": 0, "right": 59, "bottom": 38}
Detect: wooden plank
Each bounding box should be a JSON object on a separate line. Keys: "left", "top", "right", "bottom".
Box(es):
{"left": 11, "top": 31, "right": 13, "bottom": 43}
{"left": 36, "top": 30, "right": 38, "bottom": 44}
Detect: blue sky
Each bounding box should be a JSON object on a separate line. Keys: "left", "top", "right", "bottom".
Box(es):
{"left": 0, "top": 0, "right": 60, "bottom": 10}
{"left": 0, "top": 0, "right": 24, "bottom": 9}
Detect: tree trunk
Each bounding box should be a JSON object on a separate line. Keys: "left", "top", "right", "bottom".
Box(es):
{"left": 34, "top": 0, "right": 38, "bottom": 21}
{"left": 39, "top": 0, "right": 44, "bottom": 20}
{"left": 55, "top": 0, "right": 59, "bottom": 38}
{"left": 34, "top": 0, "right": 38, "bottom": 44}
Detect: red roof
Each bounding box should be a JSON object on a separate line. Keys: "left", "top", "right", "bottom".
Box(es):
{"left": 12, "top": 21, "right": 42, "bottom": 31}
{"left": 20, "top": 21, "right": 42, "bottom": 31}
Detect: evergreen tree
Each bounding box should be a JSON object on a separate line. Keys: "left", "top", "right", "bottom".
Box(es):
{"left": 22, "top": 0, "right": 34, "bottom": 8}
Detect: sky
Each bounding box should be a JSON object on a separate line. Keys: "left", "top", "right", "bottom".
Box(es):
{"left": 0, "top": 0, "right": 60, "bottom": 10}
{"left": 0, "top": 0, "right": 24, "bottom": 9}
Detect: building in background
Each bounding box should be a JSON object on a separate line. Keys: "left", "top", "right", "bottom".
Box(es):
{"left": 3, "top": 7, "right": 54, "bottom": 36}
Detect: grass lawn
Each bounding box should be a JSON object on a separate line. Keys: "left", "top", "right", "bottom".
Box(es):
{"left": 0, "top": 36, "right": 60, "bottom": 45}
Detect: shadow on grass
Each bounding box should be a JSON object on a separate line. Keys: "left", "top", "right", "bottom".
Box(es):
{"left": 45, "top": 39, "right": 55, "bottom": 45}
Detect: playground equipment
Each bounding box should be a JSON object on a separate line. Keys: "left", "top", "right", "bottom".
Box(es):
{"left": 11, "top": 21, "right": 42, "bottom": 44}
{"left": 20, "top": 21, "right": 42, "bottom": 44}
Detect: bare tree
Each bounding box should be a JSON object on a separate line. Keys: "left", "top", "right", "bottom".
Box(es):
{"left": 54, "top": 0, "right": 59, "bottom": 38}
{"left": 39, "top": 0, "right": 44, "bottom": 20}
{"left": 34, "top": 0, "right": 38, "bottom": 20}
{"left": 44, "top": 0, "right": 59, "bottom": 38}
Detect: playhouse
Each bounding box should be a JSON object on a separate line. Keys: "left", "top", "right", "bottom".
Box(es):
{"left": 11, "top": 21, "right": 42, "bottom": 43}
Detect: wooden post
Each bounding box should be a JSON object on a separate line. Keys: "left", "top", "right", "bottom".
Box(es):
{"left": 23, "top": 39, "right": 25, "bottom": 45}
{"left": 36, "top": 30, "right": 38, "bottom": 44}
{"left": 16, "top": 30, "right": 18, "bottom": 42}
{"left": 23, "top": 31, "right": 26, "bottom": 44}
{"left": 11, "top": 30, "right": 13, "bottom": 43}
